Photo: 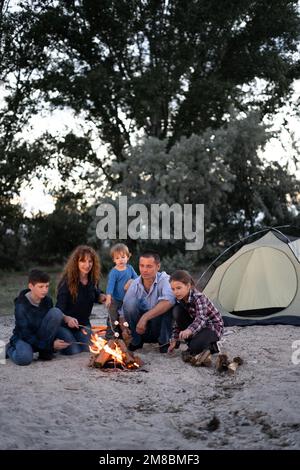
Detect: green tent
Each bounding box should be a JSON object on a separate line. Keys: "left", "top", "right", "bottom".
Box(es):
{"left": 201, "top": 229, "right": 300, "bottom": 326}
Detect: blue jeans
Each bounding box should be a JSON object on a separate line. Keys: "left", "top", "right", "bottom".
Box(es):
{"left": 123, "top": 298, "right": 173, "bottom": 346}
{"left": 7, "top": 307, "right": 63, "bottom": 366}
{"left": 56, "top": 323, "right": 91, "bottom": 355}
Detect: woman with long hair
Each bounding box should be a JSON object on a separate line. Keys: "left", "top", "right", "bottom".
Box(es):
{"left": 56, "top": 245, "right": 106, "bottom": 355}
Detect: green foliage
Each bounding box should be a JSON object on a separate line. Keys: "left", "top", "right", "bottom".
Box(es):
{"left": 161, "top": 251, "right": 197, "bottom": 275}
{"left": 112, "top": 112, "right": 299, "bottom": 257}
{"left": 0, "top": 200, "right": 25, "bottom": 269}
{"left": 0, "top": 1, "right": 299, "bottom": 269}
{"left": 25, "top": 191, "right": 92, "bottom": 264}
{"left": 2, "top": 0, "right": 299, "bottom": 168}
{"left": 208, "top": 113, "right": 300, "bottom": 244}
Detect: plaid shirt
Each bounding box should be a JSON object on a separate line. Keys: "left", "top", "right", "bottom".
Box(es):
{"left": 172, "top": 289, "right": 224, "bottom": 340}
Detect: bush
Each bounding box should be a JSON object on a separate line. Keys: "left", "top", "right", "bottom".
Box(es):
{"left": 161, "top": 251, "right": 197, "bottom": 275}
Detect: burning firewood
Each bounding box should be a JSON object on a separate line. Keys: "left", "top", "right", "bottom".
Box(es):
{"left": 89, "top": 339, "right": 116, "bottom": 368}
{"left": 89, "top": 335, "right": 143, "bottom": 370}
{"left": 114, "top": 339, "right": 139, "bottom": 365}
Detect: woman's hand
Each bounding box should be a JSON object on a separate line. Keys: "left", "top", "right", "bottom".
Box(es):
{"left": 64, "top": 315, "right": 79, "bottom": 329}
{"left": 99, "top": 293, "right": 107, "bottom": 304}
{"left": 179, "top": 328, "right": 193, "bottom": 341}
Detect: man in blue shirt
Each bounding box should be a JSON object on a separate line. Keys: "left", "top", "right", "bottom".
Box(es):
{"left": 119, "top": 252, "right": 176, "bottom": 353}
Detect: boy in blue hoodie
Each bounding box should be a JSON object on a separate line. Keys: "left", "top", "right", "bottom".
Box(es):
{"left": 7, "top": 269, "right": 69, "bottom": 365}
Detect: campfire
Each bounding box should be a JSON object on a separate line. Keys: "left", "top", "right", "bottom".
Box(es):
{"left": 88, "top": 327, "right": 143, "bottom": 370}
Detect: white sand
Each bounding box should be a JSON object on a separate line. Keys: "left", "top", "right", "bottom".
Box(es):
{"left": 1, "top": 305, "right": 300, "bottom": 450}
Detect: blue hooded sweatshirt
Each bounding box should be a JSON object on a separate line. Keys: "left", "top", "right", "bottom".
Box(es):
{"left": 9, "top": 289, "right": 54, "bottom": 351}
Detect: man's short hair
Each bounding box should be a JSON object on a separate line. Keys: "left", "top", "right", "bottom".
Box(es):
{"left": 139, "top": 251, "right": 160, "bottom": 264}
{"left": 28, "top": 269, "right": 50, "bottom": 285}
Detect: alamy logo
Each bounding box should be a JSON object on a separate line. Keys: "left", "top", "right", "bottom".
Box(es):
{"left": 95, "top": 197, "right": 204, "bottom": 251}
{"left": 0, "top": 340, "right": 6, "bottom": 365}
{"left": 291, "top": 340, "right": 300, "bottom": 365}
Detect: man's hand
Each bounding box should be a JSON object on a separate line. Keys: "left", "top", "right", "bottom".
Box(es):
{"left": 168, "top": 339, "right": 177, "bottom": 353}
{"left": 53, "top": 339, "right": 70, "bottom": 351}
{"left": 136, "top": 315, "right": 148, "bottom": 335}
{"left": 179, "top": 328, "right": 193, "bottom": 341}
{"left": 64, "top": 315, "right": 79, "bottom": 329}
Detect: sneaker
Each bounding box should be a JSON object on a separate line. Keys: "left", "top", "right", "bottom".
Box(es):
{"left": 159, "top": 343, "right": 169, "bottom": 354}
{"left": 39, "top": 351, "right": 54, "bottom": 361}
{"left": 191, "top": 349, "right": 212, "bottom": 367}
{"left": 181, "top": 350, "right": 193, "bottom": 363}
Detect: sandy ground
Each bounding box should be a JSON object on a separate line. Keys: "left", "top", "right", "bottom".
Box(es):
{"left": 1, "top": 305, "right": 300, "bottom": 450}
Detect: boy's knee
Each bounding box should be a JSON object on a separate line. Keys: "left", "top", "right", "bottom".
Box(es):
{"left": 15, "top": 356, "right": 33, "bottom": 366}
{"left": 11, "top": 340, "right": 33, "bottom": 366}
{"left": 56, "top": 326, "right": 74, "bottom": 342}
{"left": 47, "top": 307, "right": 64, "bottom": 323}
{"left": 14, "top": 349, "right": 33, "bottom": 366}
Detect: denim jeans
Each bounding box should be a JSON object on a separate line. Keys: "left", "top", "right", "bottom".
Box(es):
{"left": 7, "top": 307, "right": 63, "bottom": 366}
{"left": 56, "top": 322, "right": 92, "bottom": 355}
{"left": 123, "top": 297, "right": 173, "bottom": 346}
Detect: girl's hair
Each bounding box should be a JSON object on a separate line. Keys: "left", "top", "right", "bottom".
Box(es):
{"left": 58, "top": 245, "right": 101, "bottom": 301}
{"left": 110, "top": 243, "right": 131, "bottom": 259}
{"left": 169, "top": 269, "right": 195, "bottom": 287}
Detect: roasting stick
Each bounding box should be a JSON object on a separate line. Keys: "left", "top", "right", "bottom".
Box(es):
{"left": 66, "top": 341, "right": 88, "bottom": 346}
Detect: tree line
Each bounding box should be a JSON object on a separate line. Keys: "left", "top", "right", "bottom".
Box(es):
{"left": 1, "top": 0, "right": 300, "bottom": 270}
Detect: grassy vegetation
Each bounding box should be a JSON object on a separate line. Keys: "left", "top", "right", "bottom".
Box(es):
{"left": 0, "top": 267, "right": 107, "bottom": 316}
{"left": 0, "top": 267, "right": 60, "bottom": 315}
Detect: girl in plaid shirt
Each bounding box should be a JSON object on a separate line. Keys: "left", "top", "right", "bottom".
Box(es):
{"left": 168, "top": 270, "right": 223, "bottom": 356}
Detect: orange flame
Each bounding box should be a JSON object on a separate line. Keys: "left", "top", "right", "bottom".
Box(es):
{"left": 89, "top": 333, "right": 139, "bottom": 368}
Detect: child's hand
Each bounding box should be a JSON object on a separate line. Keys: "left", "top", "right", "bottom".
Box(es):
{"left": 168, "top": 340, "right": 177, "bottom": 353}
{"left": 53, "top": 339, "right": 70, "bottom": 350}
{"left": 179, "top": 328, "right": 193, "bottom": 341}
{"left": 124, "top": 279, "right": 133, "bottom": 291}
{"left": 105, "top": 294, "right": 112, "bottom": 307}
